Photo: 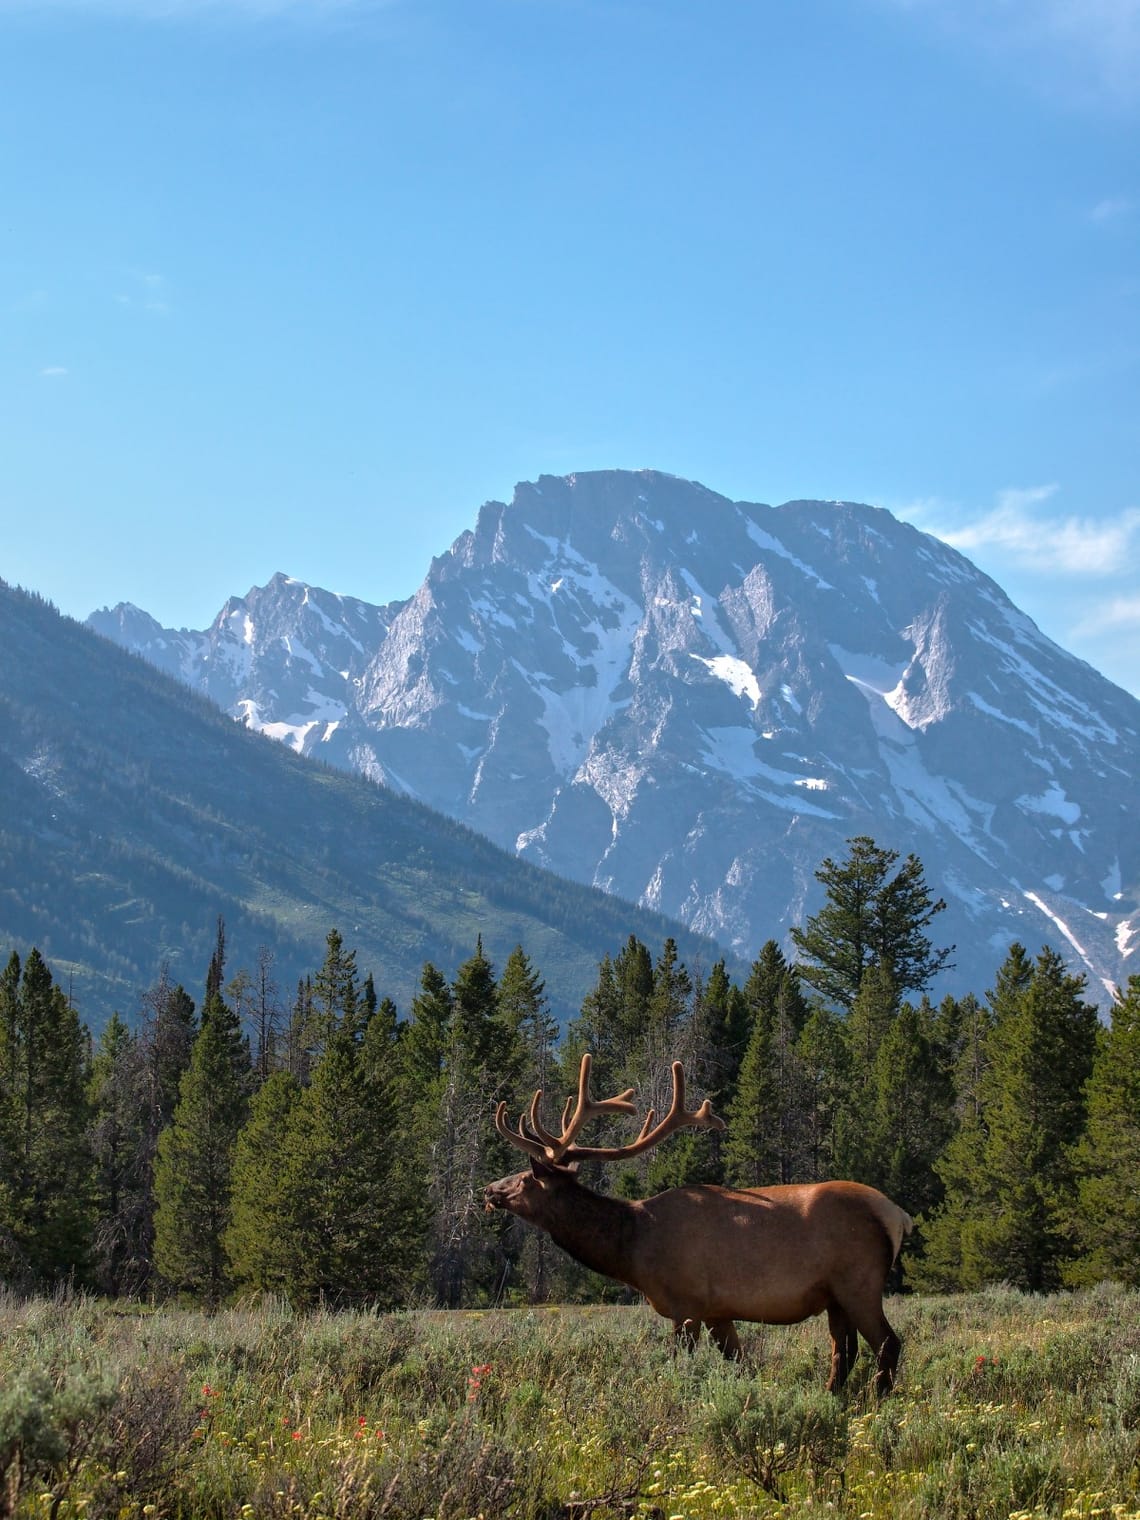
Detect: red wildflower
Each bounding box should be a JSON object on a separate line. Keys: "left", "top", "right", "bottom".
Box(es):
{"left": 291, "top": 1431, "right": 303, "bottom": 1441}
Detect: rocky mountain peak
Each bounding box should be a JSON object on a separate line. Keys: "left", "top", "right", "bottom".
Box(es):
{"left": 89, "top": 469, "right": 1139, "bottom": 1004}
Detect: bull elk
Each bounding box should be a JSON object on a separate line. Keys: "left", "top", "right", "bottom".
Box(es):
{"left": 484, "top": 1054, "right": 912, "bottom": 1395}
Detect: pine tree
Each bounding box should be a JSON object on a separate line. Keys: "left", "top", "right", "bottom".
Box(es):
{"left": 790, "top": 836, "right": 952, "bottom": 1010}
{"left": 724, "top": 975, "right": 780, "bottom": 1188}
{"left": 121, "top": 970, "right": 199, "bottom": 1293}
{"left": 691, "top": 958, "right": 751, "bottom": 1105}
{"left": 497, "top": 945, "right": 557, "bottom": 1099}
{"left": 863, "top": 999, "right": 954, "bottom": 1218}
{"left": 280, "top": 1025, "right": 414, "bottom": 1306}
{"left": 437, "top": 941, "right": 527, "bottom": 1305}
{"left": 153, "top": 987, "right": 249, "bottom": 1303}
{"left": 311, "top": 928, "right": 361, "bottom": 1047}
{"left": 1069, "top": 975, "right": 1140, "bottom": 1286}
{"left": 284, "top": 977, "right": 314, "bottom": 1083}
{"left": 920, "top": 944, "right": 1097, "bottom": 1291}
{"left": 495, "top": 946, "right": 561, "bottom": 1300}
{"left": 571, "top": 936, "right": 655, "bottom": 1093}
{"left": 646, "top": 939, "right": 692, "bottom": 1047}
{"left": 915, "top": 985, "right": 998, "bottom": 1291}
{"left": 225, "top": 1070, "right": 303, "bottom": 1295}
{"left": 400, "top": 963, "right": 453, "bottom": 1093}
{"left": 88, "top": 1014, "right": 149, "bottom": 1297}
{"left": 834, "top": 962, "right": 901, "bottom": 1181}
{"left": 0, "top": 953, "right": 25, "bottom": 1280}
{"left": 139, "top": 972, "right": 197, "bottom": 1133}
{"left": 450, "top": 937, "right": 505, "bottom": 1077}
{"left": 725, "top": 942, "right": 809, "bottom": 1187}
{"left": 796, "top": 1006, "right": 849, "bottom": 1182}
{"left": 0, "top": 950, "right": 93, "bottom": 1285}
{"left": 205, "top": 915, "right": 227, "bottom": 1004}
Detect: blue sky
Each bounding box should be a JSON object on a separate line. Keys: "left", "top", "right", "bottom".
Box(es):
{"left": 2, "top": 0, "right": 1138, "bottom": 694}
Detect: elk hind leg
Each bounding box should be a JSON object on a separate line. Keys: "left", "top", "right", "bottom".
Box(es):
{"left": 706, "top": 1319, "right": 742, "bottom": 1360}
{"left": 849, "top": 1303, "right": 901, "bottom": 1397}
{"left": 825, "top": 1305, "right": 859, "bottom": 1393}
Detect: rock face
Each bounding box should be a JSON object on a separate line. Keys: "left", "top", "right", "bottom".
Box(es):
{"left": 90, "top": 469, "right": 1140, "bottom": 1003}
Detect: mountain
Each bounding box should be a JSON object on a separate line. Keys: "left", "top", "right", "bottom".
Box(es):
{"left": 0, "top": 579, "right": 724, "bottom": 1029}
{"left": 89, "top": 470, "right": 1140, "bottom": 1004}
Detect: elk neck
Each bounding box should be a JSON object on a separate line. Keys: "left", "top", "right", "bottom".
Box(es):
{"left": 541, "top": 1178, "right": 640, "bottom": 1286}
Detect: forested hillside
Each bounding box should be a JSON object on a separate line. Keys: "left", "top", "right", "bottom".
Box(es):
{"left": 0, "top": 580, "right": 722, "bottom": 1026}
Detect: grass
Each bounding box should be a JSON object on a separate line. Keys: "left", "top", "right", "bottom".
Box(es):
{"left": 2, "top": 1286, "right": 1139, "bottom": 1518}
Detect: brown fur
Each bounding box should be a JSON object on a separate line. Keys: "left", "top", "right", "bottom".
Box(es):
{"left": 485, "top": 1166, "right": 912, "bottom": 1394}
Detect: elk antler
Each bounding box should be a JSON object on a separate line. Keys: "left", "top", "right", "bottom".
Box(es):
{"left": 494, "top": 1054, "right": 725, "bottom": 1167}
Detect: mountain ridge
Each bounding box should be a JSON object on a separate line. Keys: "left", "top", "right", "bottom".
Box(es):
{"left": 88, "top": 469, "right": 1140, "bottom": 1004}
{"left": 2, "top": 577, "right": 727, "bottom": 1029}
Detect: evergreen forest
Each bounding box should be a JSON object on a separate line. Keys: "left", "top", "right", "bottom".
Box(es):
{"left": 2, "top": 836, "right": 1137, "bottom": 1307}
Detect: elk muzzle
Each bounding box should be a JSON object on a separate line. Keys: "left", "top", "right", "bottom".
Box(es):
{"left": 483, "top": 1179, "right": 508, "bottom": 1212}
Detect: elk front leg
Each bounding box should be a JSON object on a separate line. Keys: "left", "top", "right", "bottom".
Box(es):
{"left": 826, "top": 1305, "right": 858, "bottom": 1393}
{"left": 706, "top": 1319, "right": 742, "bottom": 1360}
{"left": 673, "top": 1318, "right": 700, "bottom": 1354}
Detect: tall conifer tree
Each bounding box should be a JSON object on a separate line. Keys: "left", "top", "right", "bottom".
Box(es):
{"left": 1069, "top": 975, "right": 1140, "bottom": 1285}
{"left": 791, "top": 836, "right": 952, "bottom": 1010}
{"left": 153, "top": 984, "right": 249, "bottom": 1303}
{"left": 0, "top": 950, "right": 93, "bottom": 1284}
{"left": 726, "top": 943, "right": 805, "bottom": 1186}
{"left": 921, "top": 944, "right": 1097, "bottom": 1291}
{"left": 89, "top": 1014, "right": 150, "bottom": 1296}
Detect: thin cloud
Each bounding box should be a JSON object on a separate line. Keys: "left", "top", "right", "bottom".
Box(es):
{"left": 876, "top": 0, "right": 1140, "bottom": 108}
{"left": 930, "top": 488, "right": 1140, "bottom": 576}
{"left": 39, "top": 366, "right": 69, "bottom": 378}
{"left": 1090, "top": 195, "right": 1132, "bottom": 223}
{"left": 1071, "top": 594, "right": 1140, "bottom": 635}
{"left": 115, "top": 270, "right": 171, "bottom": 315}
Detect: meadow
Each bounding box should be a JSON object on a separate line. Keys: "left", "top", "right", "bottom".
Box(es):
{"left": 2, "top": 1285, "right": 1139, "bottom": 1520}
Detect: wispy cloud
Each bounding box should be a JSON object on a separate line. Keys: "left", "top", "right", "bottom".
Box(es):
{"left": 1071, "top": 594, "right": 1140, "bottom": 635}
{"left": 114, "top": 270, "right": 171, "bottom": 315}
{"left": 1090, "top": 195, "right": 1132, "bottom": 223}
{"left": 39, "top": 365, "right": 69, "bottom": 378}
{"left": 876, "top": 0, "right": 1140, "bottom": 108}
{"left": 912, "top": 486, "right": 1140, "bottom": 575}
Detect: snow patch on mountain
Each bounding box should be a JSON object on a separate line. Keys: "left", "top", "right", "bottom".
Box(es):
{"left": 742, "top": 516, "right": 835, "bottom": 589}
{"left": 1024, "top": 889, "right": 1115, "bottom": 997}
{"left": 1017, "top": 783, "right": 1081, "bottom": 826}
{"left": 691, "top": 654, "right": 761, "bottom": 708}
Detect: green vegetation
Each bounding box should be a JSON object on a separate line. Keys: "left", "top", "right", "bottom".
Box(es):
{"left": 2, "top": 831, "right": 1137, "bottom": 1308}
{"left": 2, "top": 1287, "right": 1139, "bottom": 1519}
{"left": 4, "top": 818, "right": 1140, "bottom": 1516}
{"left": 0, "top": 806, "right": 1136, "bottom": 1520}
